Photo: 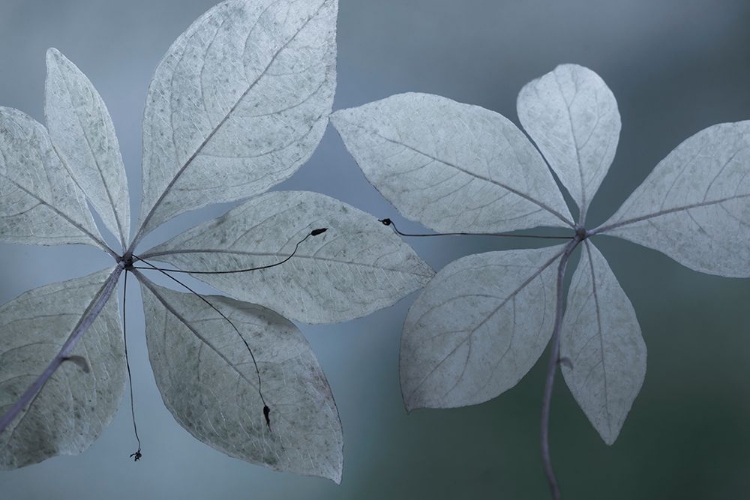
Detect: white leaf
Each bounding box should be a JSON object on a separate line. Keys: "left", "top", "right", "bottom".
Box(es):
{"left": 560, "top": 241, "right": 646, "bottom": 445}
{"left": 136, "top": 0, "right": 337, "bottom": 240}
{"left": 517, "top": 64, "right": 620, "bottom": 220}
{"left": 598, "top": 121, "right": 750, "bottom": 277}
{"left": 0, "top": 108, "right": 104, "bottom": 248}
{"left": 45, "top": 48, "right": 130, "bottom": 250}
{"left": 0, "top": 269, "right": 125, "bottom": 469}
{"left": 137, "top": 276, "right": 343, "bottom": 482}
{"left": 141, "top": 190, "right": 434, "bottom": 324}
{"left": 331, "top": 93, "right": 573, "bottom": 233}
{"left": 401, "top": 245, "right": 565, "bottom": 410}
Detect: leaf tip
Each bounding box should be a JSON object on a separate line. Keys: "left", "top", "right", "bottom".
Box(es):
{"left": 329, "top": 108, "right": 353, "bottom": 130}
{"left": 45, "top": 47, "right": 61, "bottom": 60}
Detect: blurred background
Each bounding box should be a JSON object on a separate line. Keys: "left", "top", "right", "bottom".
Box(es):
{"left": 1, "top": 1, "right": 750, "bottom": 498}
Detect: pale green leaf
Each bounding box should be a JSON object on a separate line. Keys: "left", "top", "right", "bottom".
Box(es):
{"left": 401, "top": 245, "right": 564, "bottom": 410}
{"left": 45, "top": 48, "right": 130, "bottom": 249}
{"left": 137, "top": 276, "right": 343, "bottom": 482}
{"left": 0, "top": 269, "right": 125, "bottom": 469}
{"left": 517, "top": 64, "right": 620, "bottom": 220}
{"left": 331, "top": 93, "right": 573, "bottom": 234}
{"left": 598, "top": 121, "right": 750, "bottom": 277}
{"left": 561, "top": 241, "right": 646, "bottom": 445}
{"left": 135, "top": 0, "right": 337, "bottom": 241}
{"left": 141, "top": 190, "right": 434, "bottom": 324}
{"left": 0, "top": 108, "right": 104, "bottom": 248}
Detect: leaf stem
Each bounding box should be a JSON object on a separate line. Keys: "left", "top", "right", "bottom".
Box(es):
{"left": 379, "top": 218, "right": 571, "bottom": 240}
{"left": 122, "top": 271, "right": 142, "bottom": 461}
{"left": 135, "top": 228, "right": 326, "bottom": 274}
{"left": 540, "top": 234, "right": 582, "bottom": 500}
{"left": 130, "top": 264, "right": 268, "bottom": 409}
{"left": 0, "top": 263, "right": 125, "bottom": 434}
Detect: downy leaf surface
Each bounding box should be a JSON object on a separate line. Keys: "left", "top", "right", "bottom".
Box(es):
{"left": 136, "top": 0, "right": 337, "bottom": 239}
{"left": 560, "top": 241, "right": 646, "bottom": 445}
{"left": 401, "top": 246, "right": 563, "bottom": 410}
{"left": 598, "top": 121, "right": 750, "bottom": 277}
{"left": 331, "top": 92, "right": 574, "bottom": 233}
{"left": 45, "top": 48, "right": 131, "bottom": 250}
{"left": 0, "top": 108, "right": 104, "bottom": 249}
{"left": 517, "top": 64, "right": 620, "bottom": 221}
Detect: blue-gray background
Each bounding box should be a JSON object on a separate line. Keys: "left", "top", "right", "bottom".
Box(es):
{"left": 1, "top": 1, "right": 750, "bottom": 498}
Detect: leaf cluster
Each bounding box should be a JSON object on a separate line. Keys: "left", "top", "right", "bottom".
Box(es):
{"left": 332, "top": 64, "right": 750, "bottom": 447}
{"left": 0, "top": 0, "right": 433, "bottom": 482}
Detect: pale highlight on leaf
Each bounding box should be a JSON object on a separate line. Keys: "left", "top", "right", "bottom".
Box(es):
{"left": 560, "top": 242, "right": 646, "bottom": 445}
{"left": 135, "top": 0, "right": 337, "bottom": 242}
{"left": 401, "top": 245, "right": 565, "bottom": 410}
{"left": 331, "top": 93, "right": 573, "bottom": 234}
{"left": 0, "top": 108, "right": 104, "bottom": 249}
{"left": 0, "top": 269, "right": 125, "bottom": 469}
{"left": 597, "top": 121, "right": 750, "bottom": 277}
{"left": 137, "top": 276, "right": 343, "bottom": 482}
{"left": 45, "top": 48, "right": 130, "bottom": 250}
{"left": 517, "top": 64, "right": 620, "bottom": 220}
{"left": 141, "top": 190, "right": 434, "bottom": 324}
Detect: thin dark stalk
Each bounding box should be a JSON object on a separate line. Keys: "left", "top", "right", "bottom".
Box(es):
{"left": 379, "top": 218, "right": 570, "bottom": 240}
{"left": 0, "top": 263, "right": 125, "bottom": 434}
{"left": 131, "top": 261, "right": 268, "bottom": 409}
{"left": 540, "top": 234, "right": 582, "bottom": 500}
{"left": 122, "top": 271, "right": 142, "bottom": 461}
{"left": 134, "top": 228, "right": 326, "bottom": 274}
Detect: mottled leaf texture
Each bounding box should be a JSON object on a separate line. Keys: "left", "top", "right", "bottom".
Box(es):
{"left": 137, "top": 0, "right": 337, "bottom": 238}
{"left": 560, "top": 242, "right": 646, "bottom": 445}
{"left": 331, "top": 93, "right": 573, "bottom": 234}
{"left": 45, "top": 48, "right": 130, "bottom": 249}
{"left": 401, "top": 245, "right": 565, "bottom": 410}
{"left": 0, "top": 108, "right": 103, "bottom": 248}
{"left": 137, "top": 276, "right": 343, "bottom": 482}
{"left": 142, "top": 190, "right": 434, "bottom": 324}
{"left": 599, "top": 121, "right": 750, "bottom": 277}
{"left": 517, "top": 64, "right": 620, "bottom": 218}
{"left": 0, "top": 269, "right": 125, "bottom": 469}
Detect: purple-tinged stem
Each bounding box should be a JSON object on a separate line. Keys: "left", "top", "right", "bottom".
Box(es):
{"left": 540, "top": 235, "right": 582, "bottom": 500}
{"left": 0, "top": 263, "right": 125, "bottom": 434}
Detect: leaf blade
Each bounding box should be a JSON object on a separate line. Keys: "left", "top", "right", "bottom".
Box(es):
{"left": 137, "top": 275, "right": 343, "bottom": 482}
{"left": 517, "top": 64, "right": 620, "bottom": 219}
{"left": 331, "top": 93, "right": 573, "bottom": 233}
{"left": 141, "top": 190, "right": 434, "bottom": 324}
{"left": 0, "top": 269, "right": 125, "bottom": 469}
{"left": 598, "top": 121, "right": 750, "bottom": 277}
{"left": 560, "top": 241, "right": 646, "bottom": 445}
{"left": 45, "top": 48, "right": 130, "bottom": 249}
{"left": 0, "top": 108, "right": 105, "bottom": 249}
{"left": 136, "top": 0, "right": 337, "bottom": 240}
{"left": 401, "top": 245, "right": 564, "bottom": 410}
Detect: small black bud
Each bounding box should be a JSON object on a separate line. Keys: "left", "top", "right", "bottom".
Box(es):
{"left": 263, "top": 405, "right": 271, "bottom": 429}
{"left": 311, "top": 228, "right": 327, "bottom": 236}
{"left": 379, "top": 218, "right": 392, "bottom": 226}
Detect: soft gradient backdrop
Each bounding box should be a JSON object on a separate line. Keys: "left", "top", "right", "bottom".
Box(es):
{"left": 1, "top": 1, "right": 749, "bottom": 498}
